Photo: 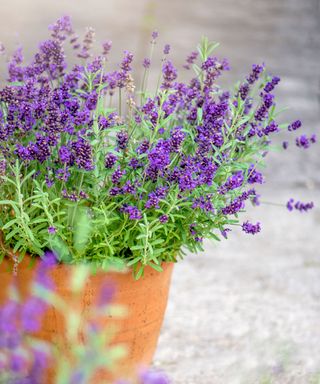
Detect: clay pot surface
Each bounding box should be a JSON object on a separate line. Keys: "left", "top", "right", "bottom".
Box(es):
{"left": 0, "top": 256, "right": 174, "bottom": 382}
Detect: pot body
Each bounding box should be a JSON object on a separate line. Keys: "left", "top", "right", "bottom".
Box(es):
{"left": 0, "top": 256, "right": 174, "bottom": 382}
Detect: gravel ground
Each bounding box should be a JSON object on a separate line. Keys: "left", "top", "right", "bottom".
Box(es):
{"left": 0, "top": 1, "right": 319, "bottom": 383}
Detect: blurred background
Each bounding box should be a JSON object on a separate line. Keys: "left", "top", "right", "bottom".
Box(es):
{"left": 0, "top": 0, "right": 319, "bottom": 383}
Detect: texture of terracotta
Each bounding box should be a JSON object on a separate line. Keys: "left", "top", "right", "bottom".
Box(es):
{"left": 0, "top": 256, "right": 174, "bottom": 381}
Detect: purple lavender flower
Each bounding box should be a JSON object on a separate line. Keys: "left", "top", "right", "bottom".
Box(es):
{"left": 85, "top": 91, "right": 98, "bottom": 110}
{"left": 71, "top": 138, "right": 94, "bottom": 171}
{"left": 183, "top": 51, "right": 198, "bottom": 70}
{"left": 121, "top": 204, "right": 142, "bottom": 220}
{"left": 145, "top": 187, "right": 168, "bottom": 209}
{"left": 201, "top": 56, "right": 219, "bottom": 71}
{"left": 122, "top": 181, "right": 136, "bottom": 195}
{"left": 0, "top": 300, "right": 19, "bottom": 334}
{"left": 247, "top": 165, "right": 264, "bottom": 184}
{"left": 163, "top": 44, "right": 171, "bottom": 55}
{"left": 238, "top": 83, "right": 250, "bottom": 100}
{"left": 0, "top": 158, "right": 6, "bottom": 176}
{"left": 129, "top": 158, "right": 143, "bottom": 169}
{"left": 296, "top": 135, "right": 310, "bottom": 149}
{"left": 255, "top": 93, "right": 274, "bottom": 122}
{"left": 116, "top": 130, "right": 129, "bottom": 150}
{"left": 264, "top": 76, "right": 280, "bottom": 93}
{"left": 219, "top": 171, "right": 244, "bottom": 194}
{"left": 21, "top": 297, "right": 46, "bottom": 332}
{"left": 48, "top": 226, "right": 56, "bottom": 234}
{"left": 247, "top": 63, "right": 264, "bottom": 84}
{"left": 296, "top": 134, "right": 316, "bottom": 149}
{"left": 99, "top": 113, "right": 117, "bottom": 129}
{"left": 98, "top": 283, "right": 115, "bottom": 307}
{"left": 56, "top": 167, "right": 70, "bottom": 182}
{"left": 170, "top": 126, "right": 185, "bottom": 152}
{"left": 162, "top": 60, "right": 177, "bottom": 89}
{"left": 105, "top": 153, "right": 118, "bottom": 169}
{"left": 102, "top": 40, "right": 112, "bottom": 57}
{"left": 159, "top": 214, "right": 169, "bottom": 224}
{"left": 192, "top": 195, "right": 214, "bottom": 212}
{"left": 147, "top": 139, "right": 171, "bottom": 172}
{"left": 242, "top": 221, "right": 261, "bottom": 235}
{"left": 151, "top": 31, "right": 159, "bottom": 41}
{"left": 49, "top": 16, "right": 73, "bottom": 42}
{"left": 263, "top": 121, "right": 279, "bottom": 135}
{"left": 111, "top": 167, "right": 126, "bottom": 185}
{"left": 143, "top": 58, "right": 151, "bottom": 69}
{"left": 139, "top": 369, "right": 170, "bottom": 384}
{"left": 10, "top": 351, "right": 27, "bottom": 373}
{"left": 120, "top": 50, "right": 134, "bottom": 72}
{"left": 282, "top": 141, "right": 289, "bottom": 150}
{"left": 287, "top": 198, "right": 314, "bottom": 212}
{"left": 222, "top": 189, "right": 256, "bottom": 215}
{"left": 288, "top": 120, "right": 302, "bottom": 131}
{"left": 77, "top": 27, "right": 95, "bottom": 59}
{"left": 59, "top": 146, "right": 72, "bottom": 164}
{"left": 79, "top": 190, "right": 88, "bottom": 199}
{"left": 220, "top": 228, "right": 231, "bottom": 239}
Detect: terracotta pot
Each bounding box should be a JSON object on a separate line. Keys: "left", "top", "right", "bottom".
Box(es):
{"left": 0, "top": 255, "right": 174, "bottom": 382}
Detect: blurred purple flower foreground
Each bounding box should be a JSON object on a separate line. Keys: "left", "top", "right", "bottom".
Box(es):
{"left": 0, "top": 252, "right": 170, "bottom": 383}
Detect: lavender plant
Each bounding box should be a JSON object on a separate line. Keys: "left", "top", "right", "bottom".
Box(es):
{"left": 0, "top": 17, "right": 315, "bottom": 276}
{"left": 0, "top": 252, "right": 170, "bottom": 384}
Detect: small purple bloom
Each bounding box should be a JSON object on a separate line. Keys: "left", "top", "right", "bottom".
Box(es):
{"left": 296, "top": 135, "right": 310, "bottom": 149}
{"left": 170, "top": 126, "right": 185, "bottom": 152}
{"left": 98, "top": 283, "right": 115, "bottom": 307}
{"left": 129, "top": 158, "right": 143, "bottom": 169}
{"left": 219, "top": 171, "right": 244, "bottom": 194}
{"left": 264, "top": 76, "right": 280, "bottom": 93}
{"left": 183, "top": 51, "right": 198, "bottom": 70}
{"left": 137, "top": 139, "right": 150, "bottom": 155}
{"left": 220, "top": 228, "right": 231, "bottom": 239}
{"left": 151, "top": 31, "right": 159, "bottom": 41}
{"left": 111, "top": 167, "right": 126, "bottom": 185}
{"left": 105, "top": 153, "right": 118, "bottom": 169}
{"left": 263, "top": 121, "right": 278, "bottom": 135}
{"left": 116, "top": 130, "right": 129, "bottom": 150}
{"left": 238, "top": 83, "right": 250, "bottom": 100}
{"left": 48, "top": 226, "right": 56, "bottom": 234}
{"left": 192, "top": 195, "right": 214, "bottom": 212}
{"left": 143, "top": 58, "right": 151, "bottom": 69}
{"left": 10, "top": 352, "right": 27, "bottom": 373}
{"left": 288, "top": 120, "right": 302, "bottom": 131}
{"left": 247, "top": 165, "right": 264, "bottom": 184}
{"left": 59, "top": 146, "right": 72, "bottom": 164}
{"left": 162, "top": 60, "right": 177, "bottom": 89}
{"left": 121, "top": 204, "right": 142, "bottom": 220}
{"left": 159, "top": 214, "right": 169, "bottom": 224}
{"left": 102, "top": 40, "right": 112, "bottom": 57}
{"left": 163, "top": 44, "right": 171, "bottom": 55}
{"left": 21, "top": 297, "right": 46, "bottom": 332}
{"left": 242, "top": 221, "right": 261, "bottom": 235}
{"left": 247, "top": 63, "right": 264, "bottom": 84}
{"left": 120, "top": 50, "right": 134, "bottom": 72}
{"left": 287, "top": 198, "right": 314, "bottom": 212}
{"left": 145, "top": 187, "right": 168, "bottom": 209}
{"left": 139, "top": 369, "right": 170, "bottom": 384}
